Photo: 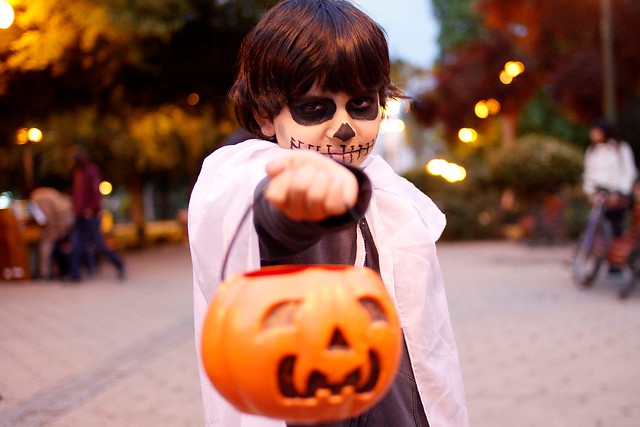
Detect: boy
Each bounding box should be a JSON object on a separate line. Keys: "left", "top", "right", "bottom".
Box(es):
{"left": 188, "top": 1, "right": 468, "bottom": 426}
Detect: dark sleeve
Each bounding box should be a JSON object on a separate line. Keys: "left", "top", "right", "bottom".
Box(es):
{"left": 253, "top": 163, "right": 371, "bottom": 261}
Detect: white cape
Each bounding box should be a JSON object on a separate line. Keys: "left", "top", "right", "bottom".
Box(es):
{"left": 189, "top": 139, "right": 469, "bottom": 427}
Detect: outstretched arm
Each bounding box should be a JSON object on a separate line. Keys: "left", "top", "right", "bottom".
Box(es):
{"left": 263, "top": 151, "right": 359, "bottom": 222}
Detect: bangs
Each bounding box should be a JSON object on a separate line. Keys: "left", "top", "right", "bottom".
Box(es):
{"left": 285, "top": 1, "right": 392, "bottom": 100}
{"left": 290, "top": 46, "right": 387, "bottom": 99}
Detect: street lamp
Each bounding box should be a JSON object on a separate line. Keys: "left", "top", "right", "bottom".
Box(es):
{"left": 0, "top": 0, "right": 14, "bottom": 29}
{"left": 16, "top": 127, "right": 43, "bottom": 191}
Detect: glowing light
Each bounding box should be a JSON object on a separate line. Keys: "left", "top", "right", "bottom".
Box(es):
{"left": 499, "top": 70, "right": 513, "bottom": 85}
{"left": 426, "top": 158, "right": 448, "bottom": 176}
{"left": 383, "top": 99, "right": 402, "bottom": 117}
{"left": 504, "top": 61, "right": 525, "bottom": 78}
{"left": 443, "top": 163, "right": 467, "bottom": 183}
{"left": 15, "top": 128, "right": 29, "bottom": 145}
{"left": 28, "top": 128, "right": 43, "bottom": 143}
{"left": 426, "top": 159, "right": 466, "bottom": 182}
{"left": 458, "top": 128, "right": 477, "bottom": 143}
{"left": 99, "top": 181, "right": 113, "bottom": 196}
{"left": 474, "top": 101, "right": 489, "bottom": 119}
{"left": 380, "top": 118, "right": 405, "bottom": 134}
{"left": 187, "top": 93, "right": 200, "bottom": 106}
{"left": 0, "top": 1, "right": 14, "bottom": 29}
{"left": 486, "top": 98, "right": 501, "bottom": 114}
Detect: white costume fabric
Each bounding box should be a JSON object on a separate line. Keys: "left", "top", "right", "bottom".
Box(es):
{"left": 583, "top": 140, "right": 637, "bottom": 196}
{"left": 189, "top": 139, "right": 469, "bottom": 427}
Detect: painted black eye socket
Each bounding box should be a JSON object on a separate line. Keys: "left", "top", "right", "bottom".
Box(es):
{"left": 347, "top": 97, "right": 379, "bottom": 121}
{"left": 349, "top": 97, "right": 374, "bottom": 111}
{"left": 301, "top": 102, "right": 327, "bottom": 114}
{"left": 358, "top": 297, "right": 388, "bottom": 322}
{"left": 289, "top": 99, "right": 337, "bottom": 125}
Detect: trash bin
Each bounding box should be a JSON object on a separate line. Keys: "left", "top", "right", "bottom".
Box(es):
{"left": 0, "top": 208, "right": 30, "bottom": 281}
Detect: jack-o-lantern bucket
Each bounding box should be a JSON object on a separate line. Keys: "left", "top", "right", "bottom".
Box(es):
{"left": 201, "top": 264, "right": 401, "bottom": 424}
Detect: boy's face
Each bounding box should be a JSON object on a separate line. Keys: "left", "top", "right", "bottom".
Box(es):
{"left": 260, "top": 87, "right": 382, "bottom": 166}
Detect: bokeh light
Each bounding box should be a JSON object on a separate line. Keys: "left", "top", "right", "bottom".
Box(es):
{"left": 474, "top": 101, "right": 489, "bottom": 119}
{"left": 442, "top": 163, "right": 467, "bottom": 183}
{"left": 99, "top": 181, "right": 113, "bottom": 196}
{"left": 486, "top": 98, "right": 501, "bottom": 114}
{"left": 499, "top": 70, "right": 513, "bottom": 85}
{"left": 384, "top": 99, "right": 402, "bottom": 117}
{"left": 15, "top": 128, "right": 29, "bottom": 145}
{"left": 426, "top": 158, "right": 448, "bottom": 176}
{"left": 28, "top": 128, "right": 43, "bottom": 143}
{"left": 0, "top": 1, "right": 14, "bottom": 29}
{"left": 458, "top": 127, "right": 478, "bottom": 143}
{"left": 426, "top": 159, "right": 466, "bottom": 182}
{"left": 187, "top": 93, "right": 200, "bottom": 106}
{"left": 504, "top": 61, "right": 525, "bottom": 78}
{"left": 380, "top": 118, "right": 405, "bottom": 134}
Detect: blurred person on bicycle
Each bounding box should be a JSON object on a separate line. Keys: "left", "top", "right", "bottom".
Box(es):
{"left": 583, "top": 120, "right": 637, "bottom": 239}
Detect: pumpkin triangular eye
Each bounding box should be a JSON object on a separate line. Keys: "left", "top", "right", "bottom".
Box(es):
{"left": 359, "top": 297, "right": 388, "bottom": 322}
{"left": 263, "top": 301, "right": 300, "bottom": 329}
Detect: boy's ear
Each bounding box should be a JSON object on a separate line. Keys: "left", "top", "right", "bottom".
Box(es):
{"left": 255, "top": 112, "right": 275, "bottom": 138}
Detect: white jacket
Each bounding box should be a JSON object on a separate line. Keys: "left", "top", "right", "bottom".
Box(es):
{"left": 188, "top": 139, "right": 469, "bottom": 427}
{"left": 583, "top": 140, "right": 637, "bottom": 196}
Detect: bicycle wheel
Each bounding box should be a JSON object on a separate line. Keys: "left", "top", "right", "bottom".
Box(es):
{"left": 573, "top": 220, "right": 612, "bottom": 287}
{"left": 619, "top": 249, "right": 640, "bottom": 299}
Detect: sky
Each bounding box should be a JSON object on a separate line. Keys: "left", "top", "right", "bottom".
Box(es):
{"left": 355, "top": 0, "right": 440, "bottom": 69}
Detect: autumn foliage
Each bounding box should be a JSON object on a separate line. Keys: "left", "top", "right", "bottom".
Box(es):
{"left": 414, "top": 0, "right": 640, "bottom": 140}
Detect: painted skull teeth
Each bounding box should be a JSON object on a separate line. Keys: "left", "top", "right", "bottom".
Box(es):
{"left": 289, "top": 137, "right": 375, "bottom": 164}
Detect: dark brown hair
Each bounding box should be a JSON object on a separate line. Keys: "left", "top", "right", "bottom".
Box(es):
{"left": 230, "top": 0, "right": 405, "bottom": 138}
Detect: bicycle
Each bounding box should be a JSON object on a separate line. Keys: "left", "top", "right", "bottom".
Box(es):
{"left": 572, "top": 190, "right": 613, "bottom": 288}
{"left": 573, "top": 187, "right": 640, "bottom": 298}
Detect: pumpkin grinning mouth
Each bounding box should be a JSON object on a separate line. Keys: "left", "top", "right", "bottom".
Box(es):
{"left": 277, "top": 351, "right": 380, "bottom": 398}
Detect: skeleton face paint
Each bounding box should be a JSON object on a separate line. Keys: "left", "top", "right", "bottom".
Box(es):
{"left": 261, "top": 88, "right": 382, "bottom": 167}
{"left": 289, "top": 92, "right": 379, "bottom": 126}
{"left": 333, "top": 123, "right": 356, "bottom": 142}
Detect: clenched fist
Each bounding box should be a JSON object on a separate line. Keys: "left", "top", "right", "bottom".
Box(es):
{"left": 264, "top": 151, "right": 359, "bottom": 222}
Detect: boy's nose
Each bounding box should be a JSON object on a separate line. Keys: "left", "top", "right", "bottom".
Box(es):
{"left": 333, "top": 123, "right": 356, "bottom": 142}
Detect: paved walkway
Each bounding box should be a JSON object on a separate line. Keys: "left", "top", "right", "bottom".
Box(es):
{"left": 0, "top": 241, "right": 639, "bottom": 427}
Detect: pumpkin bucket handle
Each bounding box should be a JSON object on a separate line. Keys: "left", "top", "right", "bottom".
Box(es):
{"left": 220, "top": 197, "right": 362, "bottom": 281}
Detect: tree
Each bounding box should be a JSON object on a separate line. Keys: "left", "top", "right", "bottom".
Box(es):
{"left": 431, "top": 0, "right": 484, "bottom": 52}
{"left": 412, "top": 32, "right": 535, "bottom": 146}
{"left": 414, "top": 0, "right": 640, "bottom": 148}
{"left": 0, "top": 0, "right": 277, "bottom": 130}
{"left": 0, "top": 0, "right": 277, "bottom": 243}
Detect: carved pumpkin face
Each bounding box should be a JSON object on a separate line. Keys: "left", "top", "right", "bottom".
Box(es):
{"left": 201, "top": 265, "right": 401, "bottom": 424}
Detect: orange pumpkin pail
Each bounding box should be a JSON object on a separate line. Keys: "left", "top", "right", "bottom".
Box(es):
{"left": 201, "top": 264, "right": 402, "bottom": 424}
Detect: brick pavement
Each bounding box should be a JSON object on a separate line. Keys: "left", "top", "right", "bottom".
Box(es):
{"left": 439, "top": 241, "right": 640, "bottom": 427}
{"left": 0, "top": 241, "right": 639, "bottom": 427}
{"left": 0, "top": 244, "right": 204, "bottom": 427}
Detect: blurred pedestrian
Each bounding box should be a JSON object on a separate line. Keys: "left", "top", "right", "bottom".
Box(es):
{"left": 583, "top": 119, "right": 638, "bottom": 237}
{"left": 29, "top": 187, "right": 74, "bottom": 279}
{"left": 69, "top": 146, "right": 125, "bottom": 282}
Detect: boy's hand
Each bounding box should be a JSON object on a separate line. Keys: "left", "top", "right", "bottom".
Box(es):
{"left": 264, "top": 151, "right": 359, "bottom": 222}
